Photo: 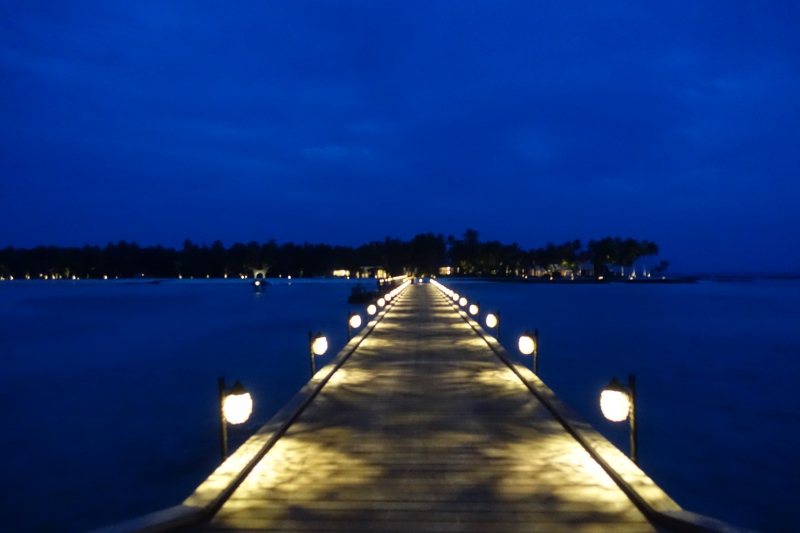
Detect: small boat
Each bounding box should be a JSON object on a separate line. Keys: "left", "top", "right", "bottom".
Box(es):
{"left": 347, "top": 283, "right": 377, "bottom": 304}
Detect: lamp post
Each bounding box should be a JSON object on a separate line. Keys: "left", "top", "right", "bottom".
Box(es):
{"left": 468, "top": 302, "right": 479, "bottom": 317}
{"left": 518, "top": 329, "right": 539, "bottom": 374}
{"left": 218, "top": 378, "right": 253, "bottom": 462}
{"left": 600, "top": 374, "right": 638, "bottom": 464}
{"left": 308, "top": 331, "right": 328, "bottom": 376}
{"left": 485, "top": 311, "right": 500, "bottom": 340}
{"left": 348, "top": 312, "right": 362, "bottom": 340}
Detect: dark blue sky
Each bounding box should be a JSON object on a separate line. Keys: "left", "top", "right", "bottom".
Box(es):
{"left": 2, "top": 1, "right": 798, "bottom": 272}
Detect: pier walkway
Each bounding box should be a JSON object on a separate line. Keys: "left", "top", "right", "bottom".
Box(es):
{"left": 183, "top": 282, "right": 680, "bottom": 533}
{"left": 94, "top": 281, "right": 743, "bottom": 533}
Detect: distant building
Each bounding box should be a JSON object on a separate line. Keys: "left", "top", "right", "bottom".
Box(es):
{"left": 358, "top": 266, "right": 387, "bottom": 279}
{"left": 331, "top": 269, "right": 351, "bottom": 278}
{"left": 439, "top": 266, "right": 452, "bottom": 276}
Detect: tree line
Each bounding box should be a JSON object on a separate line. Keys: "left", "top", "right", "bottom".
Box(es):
{"left": 0, "top": 230, "right": 667, "bottom": 280}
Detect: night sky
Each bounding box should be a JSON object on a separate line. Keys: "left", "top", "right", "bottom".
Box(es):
{"left": 2, "top": 2, "right": 799, "bottom": 273}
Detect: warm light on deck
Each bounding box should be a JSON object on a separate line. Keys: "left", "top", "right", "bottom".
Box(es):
{"left": 486, "top": 313, "right": 498, "bottom": 329}
{"left": 459, "top": 297, "right": 467, "bottom": 307}
{"left": 349, "top": 314, "right": 362, "bottom": 329}
{"left": 377, "top": 298, "right": 386, "bottom": 307}
{"left": 367, "top": 304, "right": 377, "bottom": 315}
{"left": 469, "top": 304, "right": 479, "bottom": 316}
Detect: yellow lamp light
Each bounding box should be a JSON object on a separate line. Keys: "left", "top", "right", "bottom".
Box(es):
{"left": 222, "top": 381, "right": 253, "bottom": 425}
{"left": 485, "top": 313, "right": 498, "bottom": 329}
{"left": 218, "top": 378, "right": 253, "bottom": 461}
{"left": 518, "top": 329, "right": 540, "bottom": 373}
{"left": 599, "top": 375, "right": 638, "bottom": 464}
{"left": 468, "top": 304, "right": 479, "bottom": 316}
{"left": 377, "top": 297, "right": 386, "bottom": 307}
{"left": 311, "top": 334, "right": 328, "bottom": 356}
{"left": 600, "top": 388, "right": 630, "bottom": 422}
{"left": 308, "top": 331, "right": 328, "bottom": 376}
{"left": 367, "top": 304, "right": 377, "bottom": 315}
{"left": 518, "top": 333, "right": 535, "bottom": 355}
{"left": 349, "top": 313, "right": 362, "bottom": 329}
{"left": 459, "top": 297, "right": 467, "bottom": 307}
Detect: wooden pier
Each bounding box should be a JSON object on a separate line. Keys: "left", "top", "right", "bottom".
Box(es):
{"left": 94, "top": 281, "right": 745, "bottom": 533}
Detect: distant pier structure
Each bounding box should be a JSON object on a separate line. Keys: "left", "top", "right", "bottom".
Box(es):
{"left": 249, "top": 267, "right": 269, "bottom": 279}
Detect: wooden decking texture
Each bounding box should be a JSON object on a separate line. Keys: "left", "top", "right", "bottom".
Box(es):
{"left": 200, "top": 283, "right": 660, "bottom": 532}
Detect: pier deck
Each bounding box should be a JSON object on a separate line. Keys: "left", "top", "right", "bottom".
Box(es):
{"left": 191, "top": 283, "right": 670, "bottom": 532}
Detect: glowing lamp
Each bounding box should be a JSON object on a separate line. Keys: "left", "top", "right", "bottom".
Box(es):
{"left": 308, "top": 331, "right": 328, "bottom": 376}
{"left": 349, "top": 313, "right": 362, "bottom": 329}
{"left": 311, "top": 334, "right": 328, "bottom": 356}
{"left": 386, "top": 293, "right": 392, "bottom": 301}
{"left": 600, "top": 389, "right": 630, "bottom": 422}
{"left": 377, "top": 297, "right": 386, "bottom": 307}
{"left": 485, "top": 313, "right": 498, "bottom": 329}
{"left": 459, "top": 297, "right": 467, "bottom": 307}
{"left": 367, "top": 304, "right": 377, "bottom": 315}
{"left": 600, "top": 375, "right": 638, "bottom": 463}
{"left": 218, "top": 378, "right": 253, "bottom": 461}
{"left": 468, "top": 304, "right": 479, "bottom": 316}
{"left": 518, "top": 333, "right": 535, "bottom": 355}
{"left": 222, "top": 381, "right": 253, "bottom": 425}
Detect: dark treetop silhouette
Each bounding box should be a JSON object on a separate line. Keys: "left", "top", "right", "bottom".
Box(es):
{"left": 0, "top": 230, "right": 662, "bottom": 280}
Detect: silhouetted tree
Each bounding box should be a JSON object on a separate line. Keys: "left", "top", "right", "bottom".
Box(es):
{"left": 0, "top": 231, "right": 661, "bottom": 280}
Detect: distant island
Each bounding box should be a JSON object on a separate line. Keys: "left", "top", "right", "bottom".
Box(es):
{"left": 0, "top": 230, "right": 668, "bottom": 281}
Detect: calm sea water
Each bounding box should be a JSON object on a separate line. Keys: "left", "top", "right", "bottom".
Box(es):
{"left": 1, "top": 278, "right": 798, "bottom": 532}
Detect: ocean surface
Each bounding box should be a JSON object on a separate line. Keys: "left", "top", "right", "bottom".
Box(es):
{"left": 1, "top": 278, "right": 798, "bottom": 532}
